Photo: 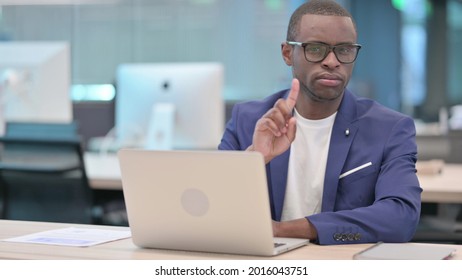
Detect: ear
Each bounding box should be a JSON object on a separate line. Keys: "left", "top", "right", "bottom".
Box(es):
{"left": 281, "top": 42, "right": 293, "bottom": 66}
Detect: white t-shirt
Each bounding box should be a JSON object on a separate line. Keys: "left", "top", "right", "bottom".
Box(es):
{"left": 281, "top": 109, "right": 336, "bottom": 221}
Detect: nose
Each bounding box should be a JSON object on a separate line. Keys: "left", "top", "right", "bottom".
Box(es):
{"left": 322, "top": 50, "right": 340, "bottom": 68}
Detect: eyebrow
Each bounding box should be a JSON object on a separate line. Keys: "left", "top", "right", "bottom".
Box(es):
{"left": 301, "top": 40, "right": 358, "bottom": 45}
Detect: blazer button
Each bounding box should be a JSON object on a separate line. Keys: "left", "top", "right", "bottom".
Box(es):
{"left": 341, "top": 234, "right": 348, "bottom": 241}
{"left": 354, "top": 233, "right": 361, "bottom": 240}
{"left": 347, "top": 233, "right": 355, "bottom": 241}
{"left": 333, "top": 233, "right": 342, "bottom": 241}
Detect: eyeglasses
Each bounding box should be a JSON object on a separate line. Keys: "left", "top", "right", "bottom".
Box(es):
{"left": 286, "top": 41, "right": 362, "bottom": 64}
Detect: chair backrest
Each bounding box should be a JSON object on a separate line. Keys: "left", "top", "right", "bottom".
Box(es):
{"left": 5, "top": 121, "right": 79, "bottom": 140}
{"left": 0, "top": 122, "right": 94, "bottom": 223}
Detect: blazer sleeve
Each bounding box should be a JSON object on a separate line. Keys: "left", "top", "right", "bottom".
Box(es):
{"left": 218, "top": 103, "right": 248, "bottom": 150}
{"left": 308, "top": 116, "right": 422, "bottom": 245}
{"left": 218, "top": 94, "right": 280, "bottom": 151}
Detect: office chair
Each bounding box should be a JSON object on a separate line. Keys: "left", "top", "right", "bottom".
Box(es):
{"left": 0, "top": 122, "right": 96, "bottom": 224}
{"left": 413, "top": 131, "right": 462, "bottom": 244}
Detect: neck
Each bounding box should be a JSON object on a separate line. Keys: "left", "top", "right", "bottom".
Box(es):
{"left": 295, "top": 90, "right": 343, "bottom": 120}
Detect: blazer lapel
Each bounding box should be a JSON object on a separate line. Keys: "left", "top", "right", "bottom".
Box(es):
{"left": 321, "top": 90, "right": 358, "bottom": 212}
{"left": 268, "top": 149, "right": 290, "bottom": 221}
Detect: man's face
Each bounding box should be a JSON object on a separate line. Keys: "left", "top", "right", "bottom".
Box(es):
{"left": 283, "top": 14, "right": 358, "bottom": 103}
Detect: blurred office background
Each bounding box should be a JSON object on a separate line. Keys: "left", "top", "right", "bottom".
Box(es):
{"left": 0, "top": 0, "right": 460, "bottom": 121}
{"left": 0, "top": 0, "right": 462, "bottom": 241}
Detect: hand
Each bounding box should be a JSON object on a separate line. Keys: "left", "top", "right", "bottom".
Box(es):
{"left": 272, "top": 218, "right": 317, "bottom": 240}
{"left": 248, "top": 79, "right": 299, "bottom": 163}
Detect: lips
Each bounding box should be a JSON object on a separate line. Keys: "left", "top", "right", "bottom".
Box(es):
{"left": 316, "top": 73, "right": 343, "bottom": 87}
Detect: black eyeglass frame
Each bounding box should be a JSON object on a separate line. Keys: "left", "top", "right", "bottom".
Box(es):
{"left": 286, "top": 41, "right": 362, "bottom": 64}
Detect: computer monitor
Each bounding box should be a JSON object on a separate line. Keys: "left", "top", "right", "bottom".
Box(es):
{"left": 0, "top": 41, "right": 72, "bottom": 135}
{"left": 115, "top": 62, "right": 224, "bottom": 150}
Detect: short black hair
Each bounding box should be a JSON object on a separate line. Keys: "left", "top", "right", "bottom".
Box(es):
{"left": 286, "top": 0, "right": 356, "bottom": 41}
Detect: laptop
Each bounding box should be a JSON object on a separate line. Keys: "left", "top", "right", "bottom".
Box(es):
{"left": 353, "top": 242, "right": 456, "bottom": 260}
{"left": 117, "top": 149, "right": 309, "bottom": 256}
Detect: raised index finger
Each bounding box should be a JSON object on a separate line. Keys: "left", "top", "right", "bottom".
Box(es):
{"left": 286, "top": 78, "right": 299, "bottom": 111}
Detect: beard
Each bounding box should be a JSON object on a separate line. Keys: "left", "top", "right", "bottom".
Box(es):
{"left": 299, "top": 79, "right": 344, "bottom": 103}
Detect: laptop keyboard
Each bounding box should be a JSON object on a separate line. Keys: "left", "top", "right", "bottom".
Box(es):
{"left": 274, "top": 242, "right": 286, "bottom": 248}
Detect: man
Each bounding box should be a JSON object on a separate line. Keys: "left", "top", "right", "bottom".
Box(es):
{"left": 218, "top": 0, "right": 421, "bottom": 245}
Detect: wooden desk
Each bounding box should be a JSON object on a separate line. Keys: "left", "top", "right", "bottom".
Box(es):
{"left": 418, "top": 164, "right": 462, "bottom": 203}
{"left": 84, "top": 153, "right": 462, "bottom": 203}
{"left": 1, "top": 219, "right": 460, "bottom": 260}
{"left": 84, "top": 153, "right": 122, "bottom": 190}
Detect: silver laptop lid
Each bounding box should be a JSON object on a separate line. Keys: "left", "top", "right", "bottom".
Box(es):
{"left": 118, "top": 149, "right": 278, "bottom": 256}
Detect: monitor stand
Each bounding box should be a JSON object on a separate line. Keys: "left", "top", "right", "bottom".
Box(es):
{"left": 144, "top": 103, "right": 175, "bottom": 150}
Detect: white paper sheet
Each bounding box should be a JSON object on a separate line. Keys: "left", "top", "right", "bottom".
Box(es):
{"left": 3, "top": 227, "right": 132, "bottom": 247}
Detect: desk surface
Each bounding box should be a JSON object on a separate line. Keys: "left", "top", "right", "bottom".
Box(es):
{"left": 418, "top": 164, "right": 462, "bottom": 203}
{"left": 84, "top": 153, "right": 462, "bottom": 203}
{"left": 1, "top": 219, "right": 461, "bottom": 260}
{"left": 84, "top": 153, "right": 122, "bottom": 190}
